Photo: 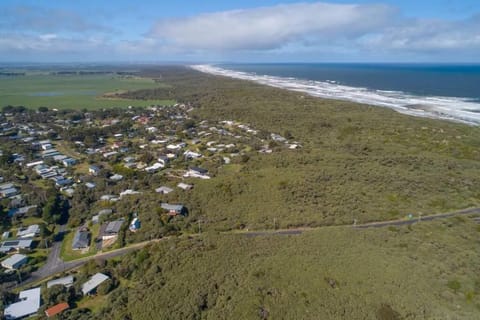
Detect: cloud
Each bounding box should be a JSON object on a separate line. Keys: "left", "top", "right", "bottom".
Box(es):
{"left": 150, "top": 2, "right": 397, "bottom": 51}
{"left": 360, "top": 14, "right": 480, "bottom": 53}
{"left": 0, "top": 5, "right": 110, "bottom": 33}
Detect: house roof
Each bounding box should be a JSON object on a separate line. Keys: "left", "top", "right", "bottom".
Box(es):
{"left": 82, "top": 273, "right": 109, "bottom": 295}
{"left": 190, "top": 166, "right": 208, "bottom": 174}
{"left": 45, "top": 302, "right": 69, "bottom": 317}
{"left": 155, "top": 186, "right": 173, "bottom": 194}
{"left": 0, "top": 239, "right": 33, "bottom": 253}
{"left": 1, "top": 253, "right": 27, "bottom": 269}
{"left": 161, "top": 203, "right": 185, "bottom": 212}
{"left": 4, "top": 287, "right": 41, "bottom": 319}
{"left": 17, "top": 224, "right": 40, "bottom": 238}
{"left": 47, "top": 275, "right": 74, "bottom": 288}
{"left": 72, "top": 229, "right": 90, "bottom": 249}
{"left": 105, "top": 219, "right": 124, "bottom": 234}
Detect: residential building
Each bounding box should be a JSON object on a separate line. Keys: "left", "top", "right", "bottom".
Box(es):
{"left": 16, "top": 224, "right": 40, "bottom": 238}
{"left": 45, "top": 302, "right": 69, "bottom": 318}
{"left": 82, "top": 273, "right": 109, "bottom": 295}
{"left": 0, "top": 239, "right": 33, "bottom": 253}
{"left": 4, "top": 287, "right": 41, "bottom": 319}
{"left": 47, "top": 275, "right": 74, "bottom": 288}
{"left": 72, "top": 228, "right": 90, "bottom": 250}
{"left": 1, "top": 253, "right": 28, "bottom": 270}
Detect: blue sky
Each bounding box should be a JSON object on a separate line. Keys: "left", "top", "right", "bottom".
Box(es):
{"left": 0, "top": 0, "right": 479, "bottom": 62}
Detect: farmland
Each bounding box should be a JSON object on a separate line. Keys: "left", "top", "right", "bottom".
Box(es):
{"left": 0, "top": 72, "right": 174, "bottom": 109}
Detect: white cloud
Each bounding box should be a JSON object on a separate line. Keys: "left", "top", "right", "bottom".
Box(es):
{"left": 150, "top": 2, "right": 397, "bottom": 51}
{"left": 361, "top": 15, "right": 480, "bottom": 52}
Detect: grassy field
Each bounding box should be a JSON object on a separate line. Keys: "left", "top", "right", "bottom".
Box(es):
{"left": 126, "top": 67, "right": 480, "bottom": 230}
{"left": 0, "top": 73, "right": 174, "bottom": 109}
{"left": 94, "top": 218, "right": 480, "bottom": 319}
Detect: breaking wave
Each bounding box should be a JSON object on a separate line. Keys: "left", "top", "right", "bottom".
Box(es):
{"left": 191, "top": 64, "right": 480, "bottom": 125}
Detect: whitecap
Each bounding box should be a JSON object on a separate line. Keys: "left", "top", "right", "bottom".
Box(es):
{"left": 191, "top": 64, "right": 480, "bottom": 125}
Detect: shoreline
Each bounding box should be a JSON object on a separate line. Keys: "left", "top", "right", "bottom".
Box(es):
{"left": 191, "top": 64, "right": 480, "bottom": 126}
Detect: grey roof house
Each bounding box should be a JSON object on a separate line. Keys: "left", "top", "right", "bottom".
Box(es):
{"left": 72, "top": 228, "right": 90, "bottom": 250}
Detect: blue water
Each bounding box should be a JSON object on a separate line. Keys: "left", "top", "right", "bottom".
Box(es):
{"left": 220, "top": 63, "right": 480, "bottom": 102}
{"left": 193, "top": 63, "right": 480, "bottom": 124}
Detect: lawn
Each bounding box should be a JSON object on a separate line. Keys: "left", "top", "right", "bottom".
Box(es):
{"left": 0, "top": 73, "right": 175, "bottom": 109}
{"left": 60, "top": 223, "right": 100, "bottom": 261}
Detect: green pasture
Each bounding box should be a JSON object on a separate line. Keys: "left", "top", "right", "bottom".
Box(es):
{"left": 0, "top": 73, "right": 174, "bottom": 109}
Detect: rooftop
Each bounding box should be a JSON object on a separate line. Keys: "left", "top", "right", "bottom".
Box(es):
{"left": 47, "top": 275, "right": 74, "bottom": 288}
{"left": 4, "top": 287, "right": 41, "bottom": 319}
{"left": 82, "top": 272, "right": 109, "bottom": 295}
{"left": 45, "top": 302, "right": 69, "bottom": 317}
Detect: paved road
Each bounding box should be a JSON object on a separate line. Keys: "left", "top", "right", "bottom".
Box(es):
{"left": 353, "top": 207, "right": 480, "bottom": 229}
{"left": 22, "top": 237, "right": 165, "bottom": 286}
{"left": 19, "top": 207, "right": 480, "bottom": 286}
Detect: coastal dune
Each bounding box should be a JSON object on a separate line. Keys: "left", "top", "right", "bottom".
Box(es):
{"left": 192, "top": 64, "right": 480, "bottom": 125}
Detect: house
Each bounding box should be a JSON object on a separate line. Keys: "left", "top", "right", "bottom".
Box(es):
{"left": 62, "top": 158, "right": 77, "bottom": 167}
{"left": 161, "top": 203, "right": 187, "bottom": 216}
{"left": 47, "top": 275, "right": 74, "bottom": 288}
{"left": 145, "top": 162, "right": 164, "bottom": 173}
{"left": 110, "top": 174, "right": 123, "bottom": 182}
{"left": 16, "top": 224, "right": 40, "bottom": 238}
{"left": 45, "top": 302, "right": 69, "bottom": 318}
{"left": 88, "top": 165, "right": 100, "bottom": 176}
{"left": 102, "top": 219, "right": 124, "bottom": 240}
{"left": 177, "top": 182, "right": 193, "bottom": 191}
{"left": 4, "top": 287, "right": 41, "bottom": 319}
{"left": 0, "top": 187, "right": 19, "bottom": 198}
{"left": 85, "top": 182, "right": 96, "bottom": 189}
{"left": 82, "top": 273, "right": 109, "bottom": 295}
{"left": 1, "top": 253, "right": 28, "bottom": 270}
{"left": 155, "top": 186, "right": 173, "bottom": 194}
{"left": 184, "top": 150, "right": 202, "bottom": 160}
{"left": 0, "top": 239, "right": 33, "bottom": 253}
{"left": 55, "top": 178, "right": 73, "bottom": 188}
{"left": 72, "top": 228, "right": 90, "bottom": 250}
{"left": 7, "top": 205, "right": 37, "bottom": 218}
{"left": 185, "top": 167, "right": 210, "bottom": 179}
{"left": 119, "top": 189, "right": 141, "bottom": 198}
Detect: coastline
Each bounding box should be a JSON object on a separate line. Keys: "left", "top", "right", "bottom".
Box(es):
{"left": 191, "top": 64, "right": 480, "bottom": 126}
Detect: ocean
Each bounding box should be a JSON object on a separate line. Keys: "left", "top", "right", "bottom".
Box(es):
{"left": 191, "top": 63, "right": 480, "bottom": 125}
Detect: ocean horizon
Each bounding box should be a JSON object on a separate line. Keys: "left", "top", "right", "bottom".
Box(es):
{"left": 192, "top": 63, "right": 480, "bottom": 125}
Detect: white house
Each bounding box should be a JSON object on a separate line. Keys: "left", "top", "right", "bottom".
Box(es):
{"left": 16, "top": 225, "right": 40, "bottom": 238}
{"left": 82, "top": 273, "right": 109, "bottom": 295}
{"left": 4, "top": 287, "right": 41, "bottom": 319}
{"left": 1, "top": 253, "right": 28, "bottom": 269}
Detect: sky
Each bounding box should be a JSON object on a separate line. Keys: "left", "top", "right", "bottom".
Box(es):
{"left": 0, "top": 0, "right": 479, "bottom": 63}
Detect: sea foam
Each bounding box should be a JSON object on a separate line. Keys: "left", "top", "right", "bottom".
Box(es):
{"left": 191, "top": 64, "right": 480, "bottom": 125}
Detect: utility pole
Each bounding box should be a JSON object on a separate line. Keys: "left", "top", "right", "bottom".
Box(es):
{"left": 353, "top": 219, "right": 357, "bottom": 227}
{"left": 273, "top": 218, "right": 277, "bottom": 230}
